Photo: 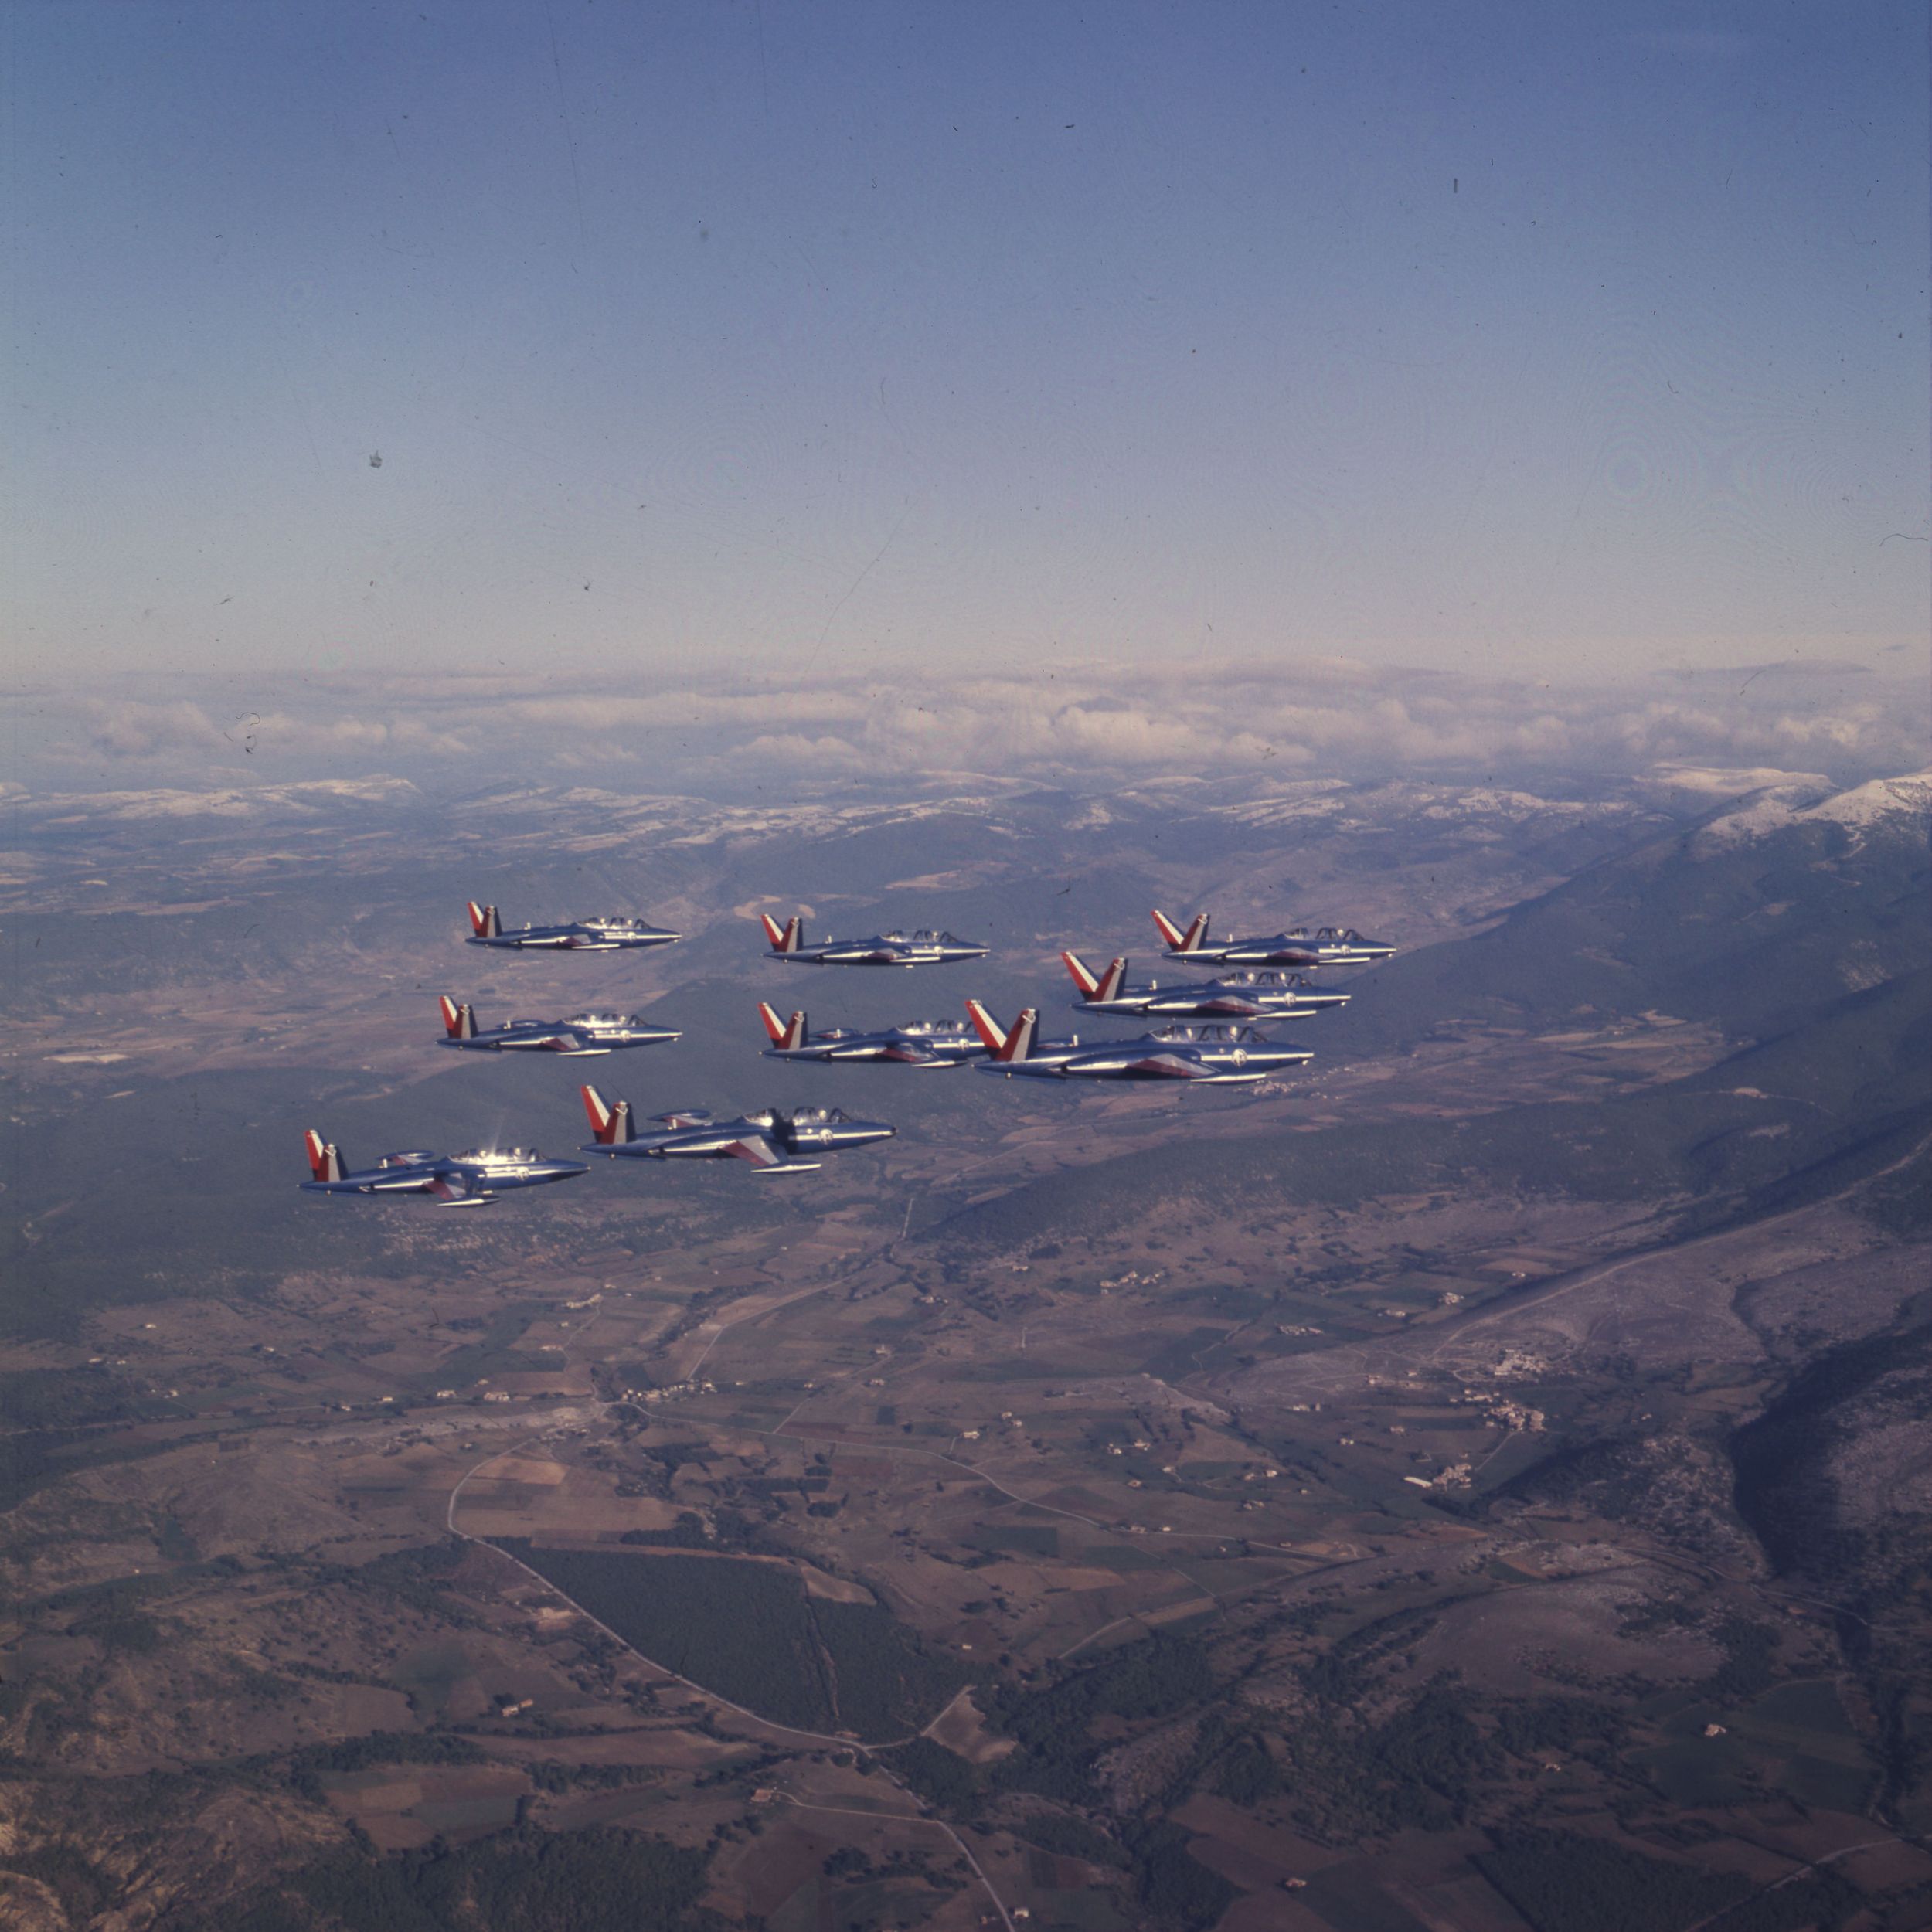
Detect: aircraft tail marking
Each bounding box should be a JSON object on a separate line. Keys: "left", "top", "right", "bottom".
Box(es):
{"left": 440, "top": 996, "right": 476, "bottom": 1039}
{"left": 1152, "top": 909, "right": 1210, "bottom": 952}
{"left": 1061, "top": 951, "right": 1099, "bottom": 996}
{"left": 1095, "top": 956, "right": 1128, "bottom": 1002}
{"left": 304, "top": 1130, "right": 344, "bottom": 1183}
{"left": 995, "top": 1008, "right": 1038, "bottom": 1063}
{"left": 964, "top": 999, "right": 1007, "bottom": 1053}
{"left": 760, "top": 913, "right": 804, "bottom": 953}
{"left": 580, "top": 1083, "right": 634, "bottom": 1145}
{"left": 467, "top": 901, "right": 501, "bottom": 939}
{"left": 757, "top": 1002, "right": 807, "bottom": 1049}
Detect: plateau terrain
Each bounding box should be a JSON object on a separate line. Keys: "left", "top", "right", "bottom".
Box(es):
{"left": 2, "top": 766, "right": 1928, "bottom": 1932}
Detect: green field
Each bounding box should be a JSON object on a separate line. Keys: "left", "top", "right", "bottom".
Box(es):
{"left": 492, "top": 1543, "right": 961, "bottom": 1740}
{"left": 495, "top": 1543, "right": 835, "bottom": 1732}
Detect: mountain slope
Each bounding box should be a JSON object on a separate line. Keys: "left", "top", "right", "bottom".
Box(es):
{"left": 930, "top": 967, "right": 1932, "bottom": 1254}
{"left": 1322, "top": 771, "right": 1930, "bottom": 1055}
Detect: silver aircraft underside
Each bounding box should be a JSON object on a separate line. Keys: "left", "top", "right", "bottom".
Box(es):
{"left": 466, "top": 902, "right": 681, "bottom": 951}
{"left": 760, "top": 913, "right": 988, "bottom": 967}
{"left": 438, "top": 998, "right": 681, "bottom": 1056}
{"left": 1151, "top": 910, "right": 1395, "bottom": 968}
{"left": 757, "top": 1004, "right": 986, "bottom": 1066}
{"left": 1062, "top": 953, "right": 1351, "bottom": 1019}
{"left": 975, "top": 1009, "right": 1313, "bottom": 1084}
{"left": 299, "top": 1131, "right": 586, "bottom": 1206}
{"left": 579, "top": 1085, "right": 895, "bottom": 1173}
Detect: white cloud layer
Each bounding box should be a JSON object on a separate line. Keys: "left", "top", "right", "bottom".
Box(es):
{"left": 13, "top": 655, "right": 1927, "bottom": 797}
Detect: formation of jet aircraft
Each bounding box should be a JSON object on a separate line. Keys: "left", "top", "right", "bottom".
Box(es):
{"left": 301, "top": 893, "right": 1394, "bottom": 1201}
{"left": 1151, "top": 910, "right": 1395, "bottom": 968}
{"left": 299, "top": 1130, "right": 586, "bottom": 1205}
{"left": 760, "top": 913, "right": 988, "bottom": 968}
{"left": 438, "top": 997, "right": 681, "bottom": 1056}
{"left": 467, "top": 902, "right": 682, "bottom": 951}
{"left": 580, "top": 1083, "right": 893, "bottom": 1172}
{"left": 757, "top": 1004, "right": 985, "bottom": 1066}
{"left": 1061, "top": 953, "right": 1351, "bottom": 1020}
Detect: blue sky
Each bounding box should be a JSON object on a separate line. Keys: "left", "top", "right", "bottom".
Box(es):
{"left": 8, "top": 1, "right": 1927, "bottom": 716}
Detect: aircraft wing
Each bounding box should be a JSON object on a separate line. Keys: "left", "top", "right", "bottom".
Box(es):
{"left": 725, "top": 1135, "right": 818, "bottom": 1171}
{"left": 1123, "top": 1051, "right": 1214, "bottom": 1079}
{"left": 427, "top": 1174, "right": 495, "bottom": 1206}
{"left": 1197, "top": 995, "right": 1262, "bottom": 1018}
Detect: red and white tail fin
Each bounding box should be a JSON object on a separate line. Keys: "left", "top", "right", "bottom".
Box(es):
{"left": 964, "top": 999, "right": 1008, "bottom": 1053}
{"left": 994, "top": 1008, "right": 1039, "bottom": 1064}
{"left": 757, "top": 1003, "right": 808, "bottom": 1050}
{"left": 1061, "top": 951, "right": 1100, "bottom": 996}
{"left": 1094, "top": 956, "right": 1128, "bottom": 1002}
{"left": 1153, "top": 910, "right": 1208, "bottom": 953}
{"left": 760, "top": 913, "right": 804, "bottom": 953}
{"left": 580, "top": 1084, "right": 633, "bottom": 1145}
{"left": 439, "top": 996, "right": 476, "bottom": 1039}
{"left": 304, "top": 1130, "right": 344, "bottom": 1183}
{"left": 467, "top": 901, "right": 500, "bottom": 939}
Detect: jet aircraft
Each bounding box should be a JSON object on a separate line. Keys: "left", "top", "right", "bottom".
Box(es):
{"left": 1061, "top": 953, "right": 1351, "bottom": 1020}
{"left": 466, "top": 902, "right": 681, "bottom": 951}
{"left": 975, "top": 1009, "right": 1311, "bottom": 1083}
{"left": 1151, "top": 910, "right": 1395, "bottom": 968}
{"left": 438, "top": 997, "right": 681, "bottom": 1056}
{"left": 757, "top": 1004, "right": 985, "bottom": 1067}
{"left": 758, "top": 913, "right": 988, "bottom": 968}
{"left": 299, "top": 1130, "right": 586, "bottom": 1206}
{"left": 579, "top": 1084, "right": 893, "bottom": 1173}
